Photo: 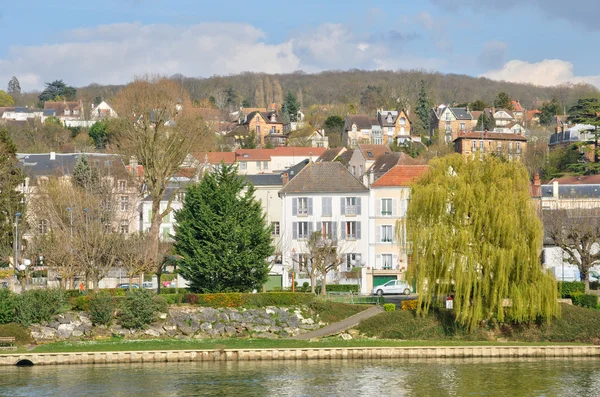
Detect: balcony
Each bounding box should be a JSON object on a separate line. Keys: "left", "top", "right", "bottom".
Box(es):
{"left": 345, "top": 206, "right": 357, "bottom": 216}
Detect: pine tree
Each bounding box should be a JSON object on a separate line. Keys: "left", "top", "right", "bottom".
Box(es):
{"left": 72, "top": 154, "right": 99, "bottom": 192}
{"left": 0, "top": 128, "right": 25, "bottom": 260}
{"left": 476, "top": 110, "right": 495, "bottom": 131}
{"left": 174, "top": 164, "right": 273, "bottom": 292}
{"left": 402, "top": 154, "right": 558, "bottom": 331}
{"left": 414, "top": 80, "right": 431, "bottom": 138}
{"left": 282, "top": 92, "right": 300, "bottom": 122}
{"left": 7, "top": 76, "right": 21, "bottom": 96}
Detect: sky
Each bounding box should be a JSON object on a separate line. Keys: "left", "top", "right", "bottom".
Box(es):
{"left": 1, "top": 0, "right": 600, "bottom": 91}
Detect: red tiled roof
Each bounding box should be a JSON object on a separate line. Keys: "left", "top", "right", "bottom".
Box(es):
{"left": 371, "top": 165, "right": 429, "bottom": 187}
{"left": 549, "top": 175, "right": 600, "bottom": 185}
{"left": 357, "top": 144, "right": 392, "bottom": 160}
{"left": 512, "top": 100, "right": 524, "bottom": 112}
{"left": 526, "top": 109, "right": 542, "bottom": 121}
{"left": 175, "top": 168, "right": 198, "bottom": 178}
{"left": 235, "top": 149, "right": 273, "bottom": 161}
{"left": 272, "top": 147, "right": 327, "bottom": 157}
{"left": 194, "top": 152, "right": 236, "bottom": 164}
{"left": 453, "top": 131, "right": 528, "bottom": 142}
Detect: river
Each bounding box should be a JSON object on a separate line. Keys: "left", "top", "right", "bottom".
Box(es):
{"left": 1, "top": 358, "right": 600, "bottom": 396}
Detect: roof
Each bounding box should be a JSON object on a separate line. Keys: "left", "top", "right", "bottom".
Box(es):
{"left": 344, "top": 114, "right": 375, "bottom": 131}
{"left": 453, "top": 131, "right": 528, "bottom": 142}
{"left": 283, "top": 159, "right": 310, "bottom": 180}
{"left": 236, "top": 149, "right": 273, "bottom": 161}
{"left": 243, "top": 111, "right": 283, "bottom": 125}
{"left": 279, "top": 162, "right": 368, "bottom": 194}
{"left": 272, "top": 147, "right": 327, "bottom": 157}
{"left": 194, "top": 152, "right": 236, "bottom": 164}
{"left": 317, "top": 148, "right": 347, "bottom": 162}
{"left": 512, "top": 100, "right": 524, "bottom": 112}
{"left": 43, "top": 101, "right": 81, "bottom": 117}
{"left": 541, "top": 175, "right": 600, "bottom": 198}
{"left": 470, "top": 110, "right": 482, "bottom": 121}
{"left": 377, "top": 110, "right": 398, "bottom": 127}
{"left": 449, "top": 107, "right": 472, "bottom": 120}
{"left": 547, "top": 175, "right": 600, "bottom": 185}
{"left": 357, "top": 144, "right": 392, "bottom": 160}
{"left": 337, "top": 149, "right": 354, "bottom": 165}
{"left": 367, "top": 152, "right": 420, "bottom": 180}
{"left": 527, "top": 109, "right": 542, "bottom": 121}
{"left": 489, "top": 108, "right": 515, "bottom": 119}
{"left": 17, "top": 153, "right": 124, "bottom": 178}
{"left": 371, "top": 165, "right": 430, "bottom": 188}
{"left": 505, "top": 121, "right": 523, "bottom": 129}
{"left": 245, "top": 174, "right": 283, "bottom": 186}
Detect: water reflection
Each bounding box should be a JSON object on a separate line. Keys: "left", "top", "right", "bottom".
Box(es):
{"left": 1, "top": 358, "right": 600, "bottom": 396}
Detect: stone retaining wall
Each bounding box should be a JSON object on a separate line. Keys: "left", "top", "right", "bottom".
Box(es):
{"left": 2, "top": 345, "right": 600, "bottom": 366}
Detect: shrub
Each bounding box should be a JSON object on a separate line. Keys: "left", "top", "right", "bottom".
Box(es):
{"left": 159, "top": 287, "right": 189, "bottom": 295}
{"left": 302, "top": 282, "right": 310, "bottom": 292}
{"left": 0, "top": 323, "right": 33, "bottom": 345}
{"left": 316, "top": 284, "right": 359, "bottom": 294}
{"left": 118, "top": 289, "right": 157, "bottom": 329}
{"left": 401, "top": 300, "right": 418, "bottom": 311}
{"left": 384, "top": 303, "right": 396, "bottom": 312}
{"left": 64, "top": 289, "right": 81, "bottom": 299}
{"left": 570, "top": 292, "right": 598, "bottom": 309}
{"left": 558, "top": 281, "right": 585, "bottom": 298}
{"left": 591, "top": 281, "right": 599, "bottom": 291}
{"left": 153, "top": 295, "right": 169, "bottom": 313}
{"left": 14, "top": 289, "right": 66, "bottom": 327}
{"left": 0, "top": 289, "right": 16, "bottom": 324}
{"left": 162, "top": 294, "right": 184, "bottom": 305}
{"left": 70, "top": 295, "right": 92, "bottom": 311}
{"left": 185, "top": 293, "right": 199, "bottom": 304}
{"left": 88, "top": 294, "right": 115, "bottom": 325}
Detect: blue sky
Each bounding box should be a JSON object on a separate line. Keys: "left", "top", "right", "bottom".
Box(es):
{"left": 1, "top": 0, "right": 599, "bottom": 90}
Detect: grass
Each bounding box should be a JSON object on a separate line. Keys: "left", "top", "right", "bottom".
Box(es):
{"left": 310, "top": 300, "right": 369, "bottom": 324}
{"left": 357, "top": 304, "right": 600, "bottom": 343}
{"left": 7, "top": 337, "right": 589, "bottom": 354}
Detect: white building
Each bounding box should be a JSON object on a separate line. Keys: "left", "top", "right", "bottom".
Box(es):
{"left": 279, "top": 161, "right": 370, "bottom": 293}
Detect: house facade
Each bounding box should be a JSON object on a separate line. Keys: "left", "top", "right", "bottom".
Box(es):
{"left": 242, "top": 110, "right": 286, "bottom": 145}
{"left": 279, "top": 162, "right": 370, "bottom": 292}
{"left": 90, "top": 101, "right": 118, "bottom": 120}
{"left": 347, "top": 144, "right": 392, "bottom": 180}
{"left": 376, "top": 109, "right": 412, "bottom": 144}
{"left": 343, "top": 115, "right": 375, "bottom": 148}
{"left": 431, "top": 106, "right": 473, "bottom": 143}
{"left": 368, "top": 164, "right": 429, "bottom": 291}
{"left": 453, "top": 131, "right": 528, "bottom": 160}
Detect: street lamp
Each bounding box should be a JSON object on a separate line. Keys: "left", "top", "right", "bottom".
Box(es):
{"left": 350, "top": 254, "right": 366, "bottom": 295}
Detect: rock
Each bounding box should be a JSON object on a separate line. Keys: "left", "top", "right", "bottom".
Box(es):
{"left": 224, "top": 326, "right": 236, "bottom": 336}
{"left": 49, "top": 321, "right": 61, "bottom": 329}
{"left": 301, "top": 318, "right": 315, "bottom": 325}
{"left": 250, "top": 325, "right": 270, "bottom": 333}
{"left": 145, "top": 329, "right": 161, "bottom": 337}
{"left": 199, "top": 308, "right": 217, "bottom": 322}
{"left": 72, "top": 329, "right": 84, "bottom": 337}
{"left": 269, "top": 325, "right": 282, "bottom": 333}
{"left": 213, "top": 322, "right": 225, "bottom": 331}
{"left": 265, "top": 307, "right": 276, "bottom": 315}
{"left": 56, "top": 323, "right": 75, "bottom": 338}
{"left": 279, "top": 330, "right": 290, "bottom": 338}
{"left": 228, "top": 311, "right": 243, "bottom": 322}
{"left": 254, "top": 332, "right": 278, "bottom": 339}
{"left": 340, "top": 333, "right": 352, "bottom": 340}
{"left": 200, "top": 322, "right": 213, "bottom": 332}
{"left": 31, "top": 326, "right": 56, "bottom": 341}
{"left": 79, "top": 317, "right": 92, "bottom": 328}
{"left": 218, "top": 312, "right": 229, "bottom": 322}
{"left": 347, "top": 329, "right": 360, "bottom": 337}
{"left": 158, "top": 313, "right": 168, "bottom": 320}
{"left": 163, "top": 325, "right": 177, "bottom": 332}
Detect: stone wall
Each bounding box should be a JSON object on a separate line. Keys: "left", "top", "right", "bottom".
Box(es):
{"left": 29, "top": 306, "right": 323, "bottom": 344}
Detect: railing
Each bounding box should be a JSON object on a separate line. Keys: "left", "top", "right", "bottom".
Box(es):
{"left": 324, "top": 292, "right": 383, "bottom": 305}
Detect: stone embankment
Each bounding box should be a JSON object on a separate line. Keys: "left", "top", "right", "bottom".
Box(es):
{"left": 29, "top": 306, "right": 323, "bottom": 343}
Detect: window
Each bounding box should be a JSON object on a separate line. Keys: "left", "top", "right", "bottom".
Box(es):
{"left": 479, "top": 140, "right": 484, "bottom": 151}
{"left": 516, "top": 142, "right": 521, "bottom": 153}
{"left": 381, "top": 198, "right": 392, "bottom": 216}
{"left": 372, "top": 131, "right": 382, "bottom": 145}
{"left": 73, "top": 109, "right": 79, "bottom": 116}
{"left": 387, "top": 126, "right": 393, "bottom": 136}
{"left": 298, "top": 197, "right": 309, "bottom": 216}
{"left": 263, "top": 161, "right": 269, "bottom": 170}
{"left": 270, "top": 126, "right": 277, "bottom": 134}
{"left": 256, "top": 125, "right": 260, "bottom": 134}
{"left": 381, "top": 225, "right": 393, "bottom": 242}
{"left": 256, "top": 161, "right": 262, "bottom": 170}
{"left": 118, "top": 180, "right": 127, "bottom": 192}
{"left": 271, "top": 222, "right": 280, "bottom": 236}
{"left": 345, "top": 221, "right": 357, "bottom": 239}
{"left": 359, "top": 165, "right": 364, "bottom": 175}
{"left": 64, "top": 109, "right": 70, "bottom": 116}
{"left": 345, "top": 197, "right": 357, "bottom": 215}
{"left": 163, "top": 213, "right": 170, "bottom": 223}
{"left": 352, "top": 124, "right": 357, "bottom": 132}
{"left": 344, "top": 253, "right": 358, "bottom": 271}
{"left": 120, "top": 196, "right": 129, "bottom": 212}
{"left": 162, "top": 227, "right": 170, "bottom": 240}
{"left": 322, "top": 197, "right": 332, "bottom": 216}
{"left": 509, "top": 142, "right": 513, "bottom": 152}
{"left": 319, "top": 221, "right": 334, "bottom": 239}
{"left": 460, "top": 122, "right": 465, "bottom": 131}
{"left": 297, "top": 254, "right": 310, "bottom": 272}
{"left": 445, "top": 112, "right": 450, "bottom": 121}
{"left": 120, "top": 222, "right": 129, "bottom": 234}
{"left": 399, "top": 117, "right": 406, "bottom": 126}
{"left": 297, "top": 222, "right": 310, "bottom": 239}
{"left": 38, "top": 219, "right": 48, "bottom": 235}
{"left": 471, "top": 140, "right": 476, "bottom": 152}
{"left": 497, "top": 142, "right": 502, "bottom": 153}
{"left": 382, "top": 254, "right": 394, "bottom": 270}
{"left": 445, "top": 122, "right": 451, "bottom": 132}
{"left": 352, "top": 166, "right": 356, "bottom": 175}
{"left": 386, "top": 114, "right": 393, "bottom": 123}
{"left": 176, "top": 192, "right": 185, "bottom": 202}
{"left": 351, "top": 139, "right": 358, "bottom": 147}
{"left": 240, "top": 161, "right": 247, "bottom": 170}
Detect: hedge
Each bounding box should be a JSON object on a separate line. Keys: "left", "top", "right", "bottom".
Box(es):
{"left": 163, "top": 292, "right": 315, "bottom": 308}
{"left": 558, "top": 281, "right": 585, "bottom": 298}
{"left": 570, "top": 292, "right": 598, "bottom": 309}
{"left": 159, "top": 288, "right": 189, "bottom": 295}
{"left": 315, "top": 284, "right": 360, "bottom": 294}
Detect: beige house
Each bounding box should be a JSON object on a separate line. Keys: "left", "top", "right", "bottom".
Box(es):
{"left": 367, "top": 164, "right": 429, "bottom": 291}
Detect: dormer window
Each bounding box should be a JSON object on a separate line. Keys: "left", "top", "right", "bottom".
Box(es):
{"left": 255, "top": 116, "right": 261, "bottom": 123}
{"left": 64, "top": 109, "right": 70, "bottom": 116}
{"left": 352, "top": 124, "right": 357, "bottom": 132}
{"left": 399, "top": 117, "right": 406, "bottom": 126}
{"left": 270, "top": 114, "right": 277, "bottom": 122}
{"left": 73, "top": 109, "right": 79, "bottom": 115}
{"left": 386, "top": 114, "right": 393, "bottom": 123}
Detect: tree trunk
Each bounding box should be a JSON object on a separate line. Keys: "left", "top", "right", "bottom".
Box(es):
{"left": 156, "top": 272, "right": 162, "bottom": 294}
{"left": 310, "top": 270, "right": 316, "bottom": 294}
{"left": 148, "top": 197, "right": 163, "bottom": 272}
{"left": 320, "top": 271, "right": 327, "bottom": 296}
{"left": 585, "top": 278, "right": 590, "bottom": 294}
{"left": 93, "top": 277, "right": 99, "bottom": 292}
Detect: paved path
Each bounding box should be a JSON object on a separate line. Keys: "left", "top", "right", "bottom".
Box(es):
{"left": 291, "top": 305, "right": 384, "bottom": 340}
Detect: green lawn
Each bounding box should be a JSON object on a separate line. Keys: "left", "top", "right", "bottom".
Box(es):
{"left": 7, "top": 338, "right": 589, "bottom": 354}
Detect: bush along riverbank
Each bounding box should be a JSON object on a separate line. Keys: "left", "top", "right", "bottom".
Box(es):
{"left": 0, "top": 289, "right": 371, "bottom": 345}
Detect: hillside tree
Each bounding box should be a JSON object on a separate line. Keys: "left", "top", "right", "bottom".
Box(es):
{"left": 38, "top": 80, "right": 77, "bottom": 105}
{"left": 174, "top": 164, "right": 273, "bottom": 292}
{"left": 110, "top": 76, "right": 211, "bottom": 272}
{"left": 539, "top": 97, "right": 561, "bottom": 126}
{"left": 72, "top": 154, "right": 99, "bottom": 192}
{"left": 493, "top": 92, "right": 513, "bottom": 110}
{"left": 403, "top": 154, "right": 558, "bottom": 331}
{"left": 414, "top": 80, "right": 431, "bottom": 138}
{"left": 7, "top": 76, "right": 21, "bottom": 96}
{"left": 282, "top": 91, "right": 300, "bottom": 122}
{"left": 470, "top": 99, "right": 487, "bottom": 111}
{"left": 568, "top": 98, "right": 600, "bottom": 163}
{"left": 0, "top": 90, "right": 14, "bottom": 107}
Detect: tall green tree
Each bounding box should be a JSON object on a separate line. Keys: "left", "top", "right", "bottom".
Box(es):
{"left": 476, "top": 110, "right": 495, "bottom": 131}
{"left": 568, "top": 98, "right": 600, "bottom": 163}
{"left": 470, "top": 99, "right": 487, "bottom": 111}
{"left": 0, "top": 90, "right": 14, "bottom": 107}
{"left": 174, "top": 164, "right": 273, "bottom": 292}
{"left": 7, "top": 76, "right": 21, "bottom": 96}
{"left": 88, "top": 121, "right": 109, "bottom": 149}
{"left": 414, "top": 80, "right": 431, "bottom": 139}
{"left": 38, "top": 80, "right": 77, "bottom": 105}
{"left": 72, "top": 154, "right": 99, "bottom": 192}
{"left": 282, "top": 91, "right": 300, "bottom": 122}
{"left": 403, "top": 154, "right": 558, "bottom": 331}
{"left": 0, "top": 128, "right": 25, "bottom": 262}
{"left": 493, "top": 92, "right": 514, "bottom": 110}
{"left": 539, "top": 97, "right": 561, "bottom": 126}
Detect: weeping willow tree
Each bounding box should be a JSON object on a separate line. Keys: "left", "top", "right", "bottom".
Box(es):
{"left": 402, "top": 154, "right": 558, "bottom": 331}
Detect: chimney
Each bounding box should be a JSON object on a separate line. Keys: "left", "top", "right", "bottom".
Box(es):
{"left": 282, "top": 172, "right": 289, "bottom": 185}
{"left": 129, "top": 156, "right": 138, "bottom": 175}
{"left": 552, "top": 181, "right": 559, "bottom": 199}
{"left": 533, "top": 173, "right": 541, "bottom": 187}
{"left": 50, "top": 152, "right": 56, "bottom": 161}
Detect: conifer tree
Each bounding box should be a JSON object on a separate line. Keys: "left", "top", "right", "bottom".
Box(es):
{"left": 173, "top": 164, "right": 273, "bottom": 292}
{"left": 414, "top": 80, "right": 431, "bottom": 139}
{"left": 72, "top": 154, "right": 99, "bottom": 192}
{"left": 402, "top": 154, "right": 558, "bottom": 331}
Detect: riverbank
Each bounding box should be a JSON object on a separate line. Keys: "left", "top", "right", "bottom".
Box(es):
{"left": 1, "top": 340, "right": 598, "bottom": 366}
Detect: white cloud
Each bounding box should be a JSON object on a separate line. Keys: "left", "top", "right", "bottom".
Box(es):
{"left": 0, "top": 21, "right": 440, "bottom": 90}
{"left": 481, "top": 59, "right": 600, "bottom": 88}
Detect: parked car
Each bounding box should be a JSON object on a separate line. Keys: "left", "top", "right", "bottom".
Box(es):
{"left": 116, "top": 283, "right": 140, "bottom": 289}
{"left": 372, "top": 280, "right": 411, "bottom": 296}
{"left": 142, "top": 281, "right": 154, "bottom": 289}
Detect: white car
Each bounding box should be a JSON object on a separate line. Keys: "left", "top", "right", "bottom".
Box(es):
{"left": 372, "top": 280, "right": 412, "bottom": 296}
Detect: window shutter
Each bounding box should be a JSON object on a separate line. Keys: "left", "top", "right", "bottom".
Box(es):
{"left": 316, "top": 222, "right": 322, "bottom": 236}
{"left": 375, "top": 226, "right": 381, "bottom": 243}
{"left": 341, "top": 222, "right": 346, "bottom": 239}
{"left": 308, "top": 222, "right": 314, "bottom": 236}
{"left": 340, "top": 197, "right": 346, "bottom": 215}
{"left": 308, "top": 198, "right": 313, "bottom": 215}
{"left": 392, "top": 199, "right": 398, "bottom": 217}
{"left": 376, "top": 199, "right": 381, "bottom": 216}
{"left": 392, "top": 254, "right": 398, "bottom": 269}
{"left": 376, "top": 254, "right": 381, "bottom": 268}
{"left": 356, "top": 222, "right": 361, "bottom": 239}
{"left": 292, "top": 198, "right": 297, "bottom": 216}
{"left": 392, "top": 225, "right": 397, "bottom": 243}
{"left": 357, "top": 197, "right": 362, "bottom": 215}
{"left": 292, "top": 222, "right": 297, "bottom": 239}
{"left": 322, "top": 197, "right": 331, "bottom": 216}
{"left": 332, "top": 222, "right": 338, "bottom": 239}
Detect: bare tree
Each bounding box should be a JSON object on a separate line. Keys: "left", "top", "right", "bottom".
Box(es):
{"left": 111, "top": 76, "right": 211, "bottom": 268}
{"left": 306, "top": 231, "right": 345, "bottom": 296}
{"left": 545, "top": 207, "right": 600, "bottom": 293}
{"left": 115, "top": 232, "right": 153, "bottom": 288}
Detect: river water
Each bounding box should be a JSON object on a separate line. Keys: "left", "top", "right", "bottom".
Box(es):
{"left": 1, "top": 358, "right": 600, "bottom": 396}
